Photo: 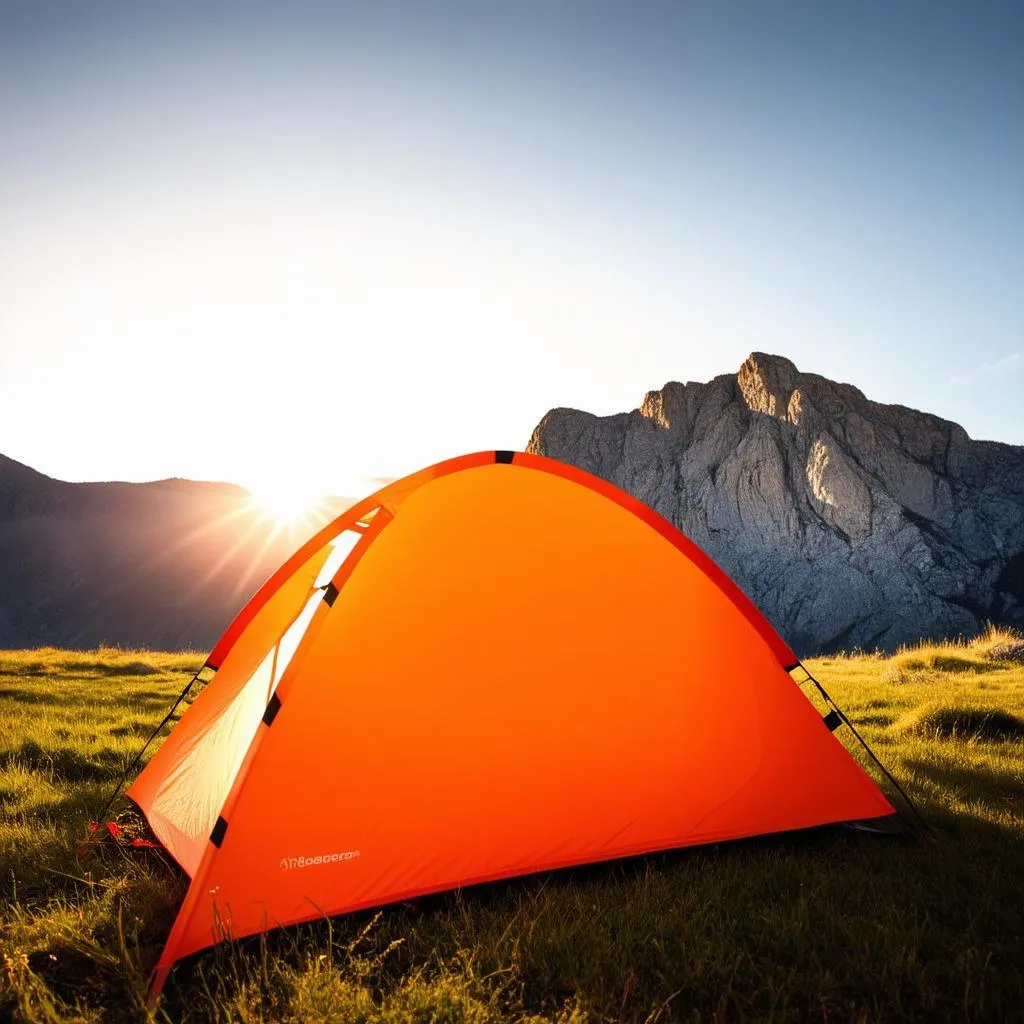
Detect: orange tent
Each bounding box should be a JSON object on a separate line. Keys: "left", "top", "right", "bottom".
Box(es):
{"left": 128, "top": 451, "right": 900, "bottom": 994}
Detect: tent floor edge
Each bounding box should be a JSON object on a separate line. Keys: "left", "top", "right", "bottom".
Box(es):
{"left": 141, "top": 806, "right": 916, "bottom": 1002}
{"left": 841, "top": 812, "right": 915, "bottom": 838}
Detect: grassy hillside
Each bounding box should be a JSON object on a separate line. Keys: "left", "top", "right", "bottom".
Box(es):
{"left": 1, "top": 637, "right": 1022, "bottom": 1023}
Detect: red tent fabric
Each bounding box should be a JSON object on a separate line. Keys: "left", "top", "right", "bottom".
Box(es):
{"left": 128, "top": 451, "right": 897, "bottom": 994}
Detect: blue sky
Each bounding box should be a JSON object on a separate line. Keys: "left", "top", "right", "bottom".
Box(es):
{"left": 1, "top": 1, "right": 1021, "bottom": 497}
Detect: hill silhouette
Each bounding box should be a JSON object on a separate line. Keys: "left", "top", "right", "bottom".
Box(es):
{"left": 0, "top": 454, "right": 349, "bottom": 649}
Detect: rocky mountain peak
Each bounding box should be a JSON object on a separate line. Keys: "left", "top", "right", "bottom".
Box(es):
{"left": 527, "top": 354, "right": 1024, "bottom": 654}
{"left": 737, "top": 352, "right": 803, "bottom": 422}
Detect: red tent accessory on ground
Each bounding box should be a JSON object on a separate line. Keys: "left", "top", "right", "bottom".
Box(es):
{"left": 127, "top": 451, "right": 904, "bottom": 996}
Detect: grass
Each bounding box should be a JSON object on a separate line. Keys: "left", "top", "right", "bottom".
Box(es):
{"left": 0, "top": 635, "right": 1022, "bottom": 1023}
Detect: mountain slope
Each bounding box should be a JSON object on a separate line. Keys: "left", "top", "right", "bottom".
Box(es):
{"left": 0, "top": 454, "right": 348, "bottom": 650}
{"left": 528, "top": 353, "right": 1024, "bottom": 654}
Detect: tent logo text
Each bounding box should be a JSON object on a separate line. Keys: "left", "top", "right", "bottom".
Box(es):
{"left": 280, "top": 850, "right": 361, "bottom": 871}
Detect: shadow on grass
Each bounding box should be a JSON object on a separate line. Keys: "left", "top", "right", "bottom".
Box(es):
{"left": 0, "top": 660, "right": 171, "bottom": 680}
{"left": 9, "top": 785, "right": 111, "bottom": 823}
{"left": 1, "top": 740, "right": 126, "bottom": 783}
{"left": 109, "top": 720, "right": 159, "bottom": 738}
{"left": 0, "top": 687, "right": 177, "bottom": 711}
{"left": 851, "top": 712, "right": 897, "bottom": 727}
{"left": 931, "top": 654, "right": 1005, "bottom": 674}
{"left": 0, "top": 685, "right": 68, "bottom": 704}
{"left": 906, "top": 757, "right": 1024, "bottom": 815}
{"left": 123, "top": 689, "right": 183, "bottom": 704}
{"left": 59, "top": 806, "right": 1011, "bottom": 1024}
{"left": 163, "top": 823, "right": 922, "bottom": 1004}
{"left": 18, "top": 867, "right": 184, "bottom": 1020}
{"left": 913, "top": 706, "right": 1024, "bottom": 741}
{"left": 0, "top": 662, "right": 48, "bottom": 676}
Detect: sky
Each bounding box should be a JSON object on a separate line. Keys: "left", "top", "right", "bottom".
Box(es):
{"left": 1, "top": 0, "right": 1022, "bottom": 501}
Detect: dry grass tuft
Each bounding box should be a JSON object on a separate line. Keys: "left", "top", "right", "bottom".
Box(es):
{"left": 972, "top": 624, "right": 1024, "bottom": 664}
{"left": 878, "top": 625, "right": 1024, "bottom": 684}
{"left": 896, "top": 704, "right": 1024, "bottom": 742}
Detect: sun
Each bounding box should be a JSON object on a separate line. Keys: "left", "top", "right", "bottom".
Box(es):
{"left": 246, "top": 479, "right": 327, "bottom": 528}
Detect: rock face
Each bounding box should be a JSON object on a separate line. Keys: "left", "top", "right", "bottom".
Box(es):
{"left": 527, "top": 353, "right": 1024, "bottom": 654}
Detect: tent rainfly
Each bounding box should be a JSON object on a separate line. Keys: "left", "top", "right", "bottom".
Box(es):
{"left": 127, "top": 451, "right": 904, "bottom": 995}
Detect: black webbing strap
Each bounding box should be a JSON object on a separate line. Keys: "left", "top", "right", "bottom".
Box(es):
{"left": 822, "top": 709, "right": 843, "bottom": 732}
{"left": 210, "top": 815, "right": 228, "bottom": 848}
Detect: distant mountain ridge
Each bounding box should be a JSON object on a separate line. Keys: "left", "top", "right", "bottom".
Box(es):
{"left": 0, "top": 454, "right": 348, "bottom": 650}
{"left": 528, "top": 353, "right": 1024, "bottom": 654}
{"left": 5, "top": 356, "right": 1024, "bottom": 655}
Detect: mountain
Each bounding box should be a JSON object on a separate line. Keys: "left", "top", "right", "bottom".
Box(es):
{"left": 528, "top": 353, "right": 1024, "bottom": 654}
{"left": 0, "top": 454, "right": 349, "bottom": 650}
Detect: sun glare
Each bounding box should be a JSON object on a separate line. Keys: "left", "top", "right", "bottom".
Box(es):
{"left": 247, "top": 481, "right": 327, "bottom": 528}
{"left": 243, "top": 470, "right": 384, "bottom": 535}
